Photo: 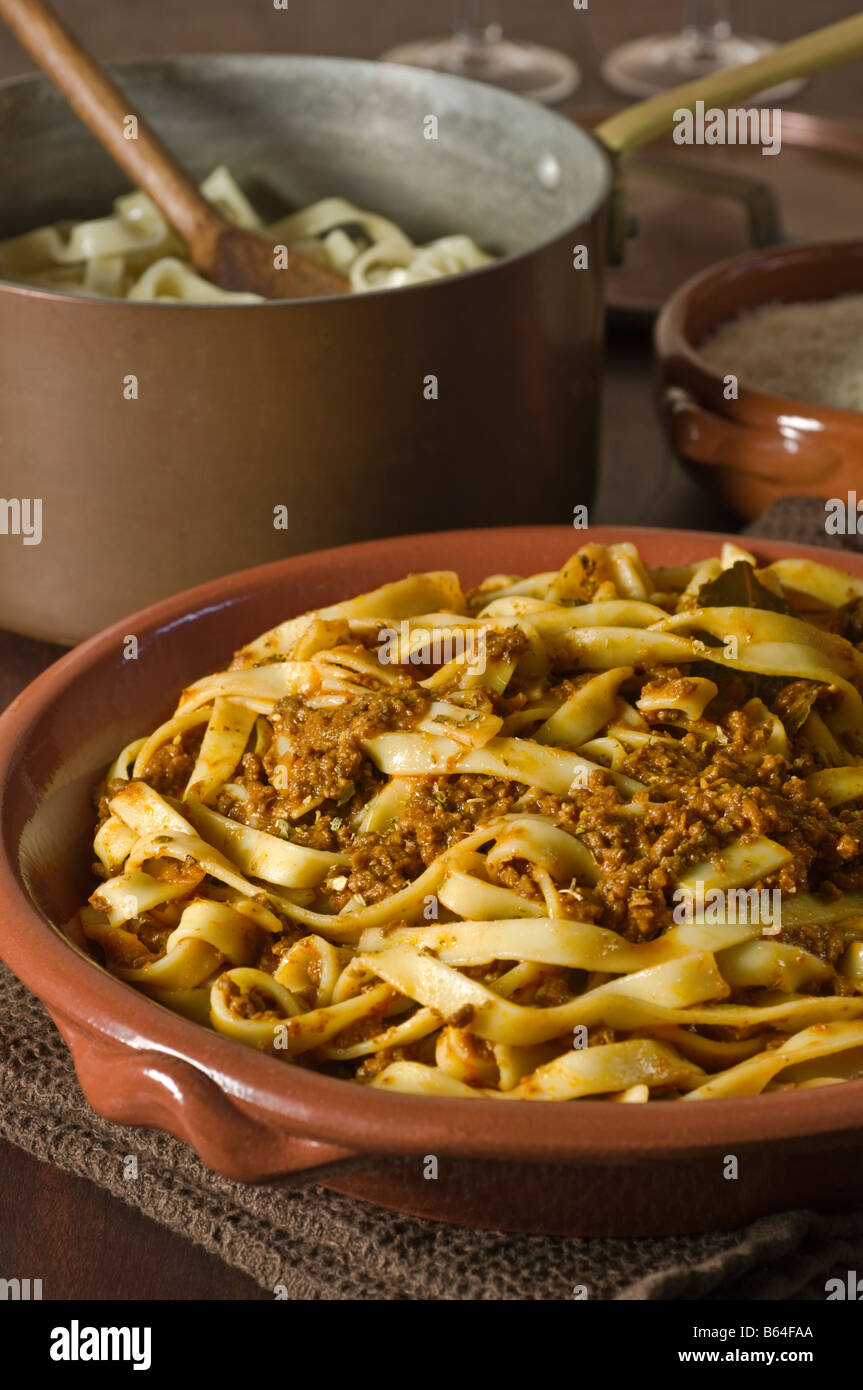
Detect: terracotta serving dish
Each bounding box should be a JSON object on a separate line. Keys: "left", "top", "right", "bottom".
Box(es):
{"left": 4, "top": 525, "right": 863, "bottom": 1238}
{"left": 654, "top": 239, "right": 863, "bottom": 520}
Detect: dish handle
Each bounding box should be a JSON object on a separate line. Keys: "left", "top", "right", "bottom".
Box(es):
{"left": 659, "top": 385, "right": 839, "bottom": 484}
{"left": 48, "top": 1008, "right": 357, "bottom": 1183}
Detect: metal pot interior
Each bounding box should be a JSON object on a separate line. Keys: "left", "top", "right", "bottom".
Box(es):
{"left": 0, "top": 54, "right": 609, "bottom": 265}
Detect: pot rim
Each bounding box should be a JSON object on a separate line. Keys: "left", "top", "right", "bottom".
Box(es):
{"left": 0, "top": 52, "right": 612, "bottom": 311}
{"left": 3, "top": 524, "right": 863, "bottom": 1165}
{"left": 654, "top": 236, "right": 863, "bottom": 431}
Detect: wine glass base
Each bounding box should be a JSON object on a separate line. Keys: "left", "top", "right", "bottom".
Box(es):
{"left": 380, "top": 36, "right": 580, "bottom": 105}
{"left": 600, "top": 33, "right": 807, "bottom": 103}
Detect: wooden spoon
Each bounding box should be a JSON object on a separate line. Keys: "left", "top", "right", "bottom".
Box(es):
{"left": 0, "top": 0, "right": 350, "bottom": 299}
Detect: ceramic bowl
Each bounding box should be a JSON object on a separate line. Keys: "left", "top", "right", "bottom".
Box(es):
{"left": 654, "top": 239, "right": 863, "bottom": 520}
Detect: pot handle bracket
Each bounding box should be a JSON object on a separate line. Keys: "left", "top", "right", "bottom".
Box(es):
{"left": 631, "top": 156, "right": 784, "bottom": 248}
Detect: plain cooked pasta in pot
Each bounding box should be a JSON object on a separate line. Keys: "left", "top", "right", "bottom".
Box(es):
{"left": 0, "top": 165, "right": 494, "bottom": 301}
{"left": 73, "top": 540, "right": 863, "bottom": 1101}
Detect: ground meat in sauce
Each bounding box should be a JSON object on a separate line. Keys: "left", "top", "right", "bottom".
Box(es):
{"left": 265, "top": 673, "right": 429, "bottom": 809}
{"left": 209, "top": 650, "right": 863, "bottom": 950}
{"left": 830, "top": 596, "right": 863, "bottom": 646}
{"left": 100, "top": 619, "right": 863, "bottom": 980}
{"left": 92, "top": 732, "right": 204, "bottom": 842}
{"left": 141, "top": 735, "right": 201, "bottom": 799}
{"left": 223, "top": 980, "right": 281, "bottom": 1020}
{"left": 354, "top": 1043, "right": 432, "bottom": 1080}
{"left": 81, "top": 565, "right": 863, "bottom": 1096}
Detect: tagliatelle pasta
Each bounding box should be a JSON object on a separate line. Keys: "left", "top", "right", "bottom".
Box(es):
{"left": 73, "top": 540, "right": 863, "bottom": 1100}
{"left": 0, "top": 165, "right": 493, "bottom": 301}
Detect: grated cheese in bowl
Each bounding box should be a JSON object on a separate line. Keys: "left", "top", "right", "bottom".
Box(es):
{"left": 698, "top": 293, "right": 863, "bottom": 412}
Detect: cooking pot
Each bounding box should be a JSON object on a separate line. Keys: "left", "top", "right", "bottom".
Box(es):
{"left": 0, "top": 17, "right": 860, "bottom": 643}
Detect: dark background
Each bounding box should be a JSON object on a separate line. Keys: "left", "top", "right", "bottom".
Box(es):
{"left": 1, "top": 0, "right": 861, "bottom": 1298}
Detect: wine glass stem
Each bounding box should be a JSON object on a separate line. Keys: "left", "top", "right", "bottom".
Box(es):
{"left": 684, "top": 0, "right": 732, "bottom": 56}
{"left": 455, "top": 0, "right": 499, "bottom": 44}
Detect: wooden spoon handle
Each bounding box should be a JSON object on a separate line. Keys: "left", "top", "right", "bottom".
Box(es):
{"left": 0, "top": 0, "right": 224, "bottom": 254}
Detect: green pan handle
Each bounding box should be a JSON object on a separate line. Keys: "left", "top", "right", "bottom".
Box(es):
{"left": 595, "top": 11, "right": 863, "bottom": 262}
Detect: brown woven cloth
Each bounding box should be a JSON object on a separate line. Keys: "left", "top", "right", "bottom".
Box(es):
{"left": 2, "top": 963, "right": 862, "bottom": 1300}
{"left": 742, "top": 494, "right": 862, "bottom": 552}
{"left": 3, "top": 496, "right": 863, "bottom": 1301}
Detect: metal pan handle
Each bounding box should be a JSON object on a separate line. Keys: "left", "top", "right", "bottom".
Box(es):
{"left": 593, "top": 12, "right": 863, "bottom": 262}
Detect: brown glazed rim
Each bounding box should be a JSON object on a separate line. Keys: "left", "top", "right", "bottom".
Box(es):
{"left": 654, "top": 237, "right": 863, "bottom": 432}
{"left": 3, "top": 525, "right": 863, "bottom": 1169}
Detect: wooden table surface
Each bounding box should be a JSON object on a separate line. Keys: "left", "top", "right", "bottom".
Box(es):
{"left": 1, "top": 0, "right": 861, "bottom": 1300}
